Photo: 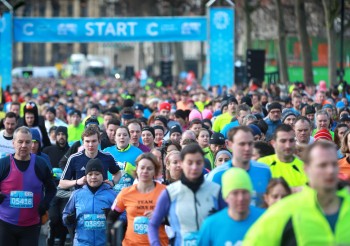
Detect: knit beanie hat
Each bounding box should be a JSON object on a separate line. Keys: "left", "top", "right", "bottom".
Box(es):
{"left": 85, "top": 158, "right": 104, "bottom": 175}
{"left": 189, "top": 109, "right": 202, "bottom": 122}
{"left": 142, "top": 126, "right": 155, "bottom": 139}
{"left": 175, "top": 109, "right": 186, "bottom": 121}
{"left": 46, "top": 107, "right": 56, "bottom": 115}
{"left": 123, "top": 99, "right": 134, "bottom": 108}
{"left": 227, "top": 96, "right": 238, "bottom": 105}
{"left": 281, "top": 109, "right": 297, "bottom": 123}
{"left": 241, "top": 96, "right": 252, "bottom": 107}
{"left": 153, "top": 125, "right": 165, "bottom": 133}
{"left": 90, "top": 104, "right": 100, "bottom": 111}
{"left": 159, "top": 102, "right": 171, "bottom": 112}
{"left": 30, "top": 128, "right": 41, "bottom": 142}
{"left": 248, "top": 124, "right": 262, "bottom": 137}
{"left": 314, "top": 129, "right": 333, "bottom": 142}
{"left": 170, "top": 125, "right": 182, "bottom": 135}
{"left": 305, "top": 105, "right": 316, "bottom": 115}
{"left": 55, "top": 126, "right": 68, "bottom": 137}
{"left": 154, "top": 116, "right": 168, "bottom": 127}
{"left": 215, "top": 150, "right": 232, "bottom": 164}
{"left": 24, "top": 101, "right": 38, "bottom": 115}
{"left": 24, "top": 101, "right": 39, "bottom": 126}
{"left": 267, "top": 102, "right": 282, "bottom": 113}
{"left": 222, "top": 168, "right": 253, "bottom": 199}
{"left": 220, "top": 100, "right": 228, "bottom": 113}
{"left": 202, "top": 109, "right": 213, "bottom": 120}
{"left": 318, "top": 80, "right": 327, "bottom": 92}
{"left": 336, "top": 101, "right": 345, "bottom": 109}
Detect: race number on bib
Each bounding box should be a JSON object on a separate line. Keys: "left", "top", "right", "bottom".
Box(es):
{"left": 183, "top": 232, "right": 199, "bottom": 246}
{"left": 83, "top": 214, "right": 106, "bottom": 230}
{"left": 10, "top": 191, "right": 33, "bottom": 208}
{"left": 134, "top": 216, "right": 149, "bottom": 235}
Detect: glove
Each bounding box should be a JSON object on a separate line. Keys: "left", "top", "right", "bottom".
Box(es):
{"left": 65, "top": 211, "right": 76, "bottom": 225}
{"left": 0, "top": 193, "right": 5, "bottom": 204}
{"left": 37, "top": 203, "right": 47, "bottom": 216}
{"left": 107, "top": 210, "right": 120, "bottom": 225}
{"left": 102, "top": 208, "right": 111, "bottom": 218}
{"left": 208, "top": 207, "right": 218, "bottom": 216}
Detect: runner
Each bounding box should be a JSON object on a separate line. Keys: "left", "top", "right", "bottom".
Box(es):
{"left": 198, "top": 168, "right": 265, "bottom": 245}
{"left": 103, "top": 126, "right": 143, "bottom": 193}
{"left": 63, "top": 158, "right": 117, "bottom": 246}
{"left": 59, "top": 126, "right": 121, "bottom": 190}
{"left": 258, "top": 124, "right": 308, "bottom": 190}
{"left": 0, "top": 126, "right": 56, "bottom": 246}
{"left": 244, "top": 141, "right": 350, "bottom": 245}
{"left": 0, "top": 112, "right": 18, "bottom": 158}
{"left": 148, "top": 144, "right": 224, "bottom": 245}
{"left": 108, "top": 153, "right": 168, "bottom": 245}
{"left": 207, "top": 126, "right": 271, "bottom": 207}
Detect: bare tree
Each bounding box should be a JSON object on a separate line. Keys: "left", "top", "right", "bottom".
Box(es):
{"left": 322, "top": 0, "right": 341, "bottom": 87}
{"left": 274, "top": 0, "right": 289, "bottom": 84}
{"left": 236, "top": 0, "right": 260, "bottom": 51}
{"left": 295, "top": 0, "right": 314, "bottom": 86}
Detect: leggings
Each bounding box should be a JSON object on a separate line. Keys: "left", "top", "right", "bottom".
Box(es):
{"left": 0, "top": 219, "right": 41, "bottom": 246}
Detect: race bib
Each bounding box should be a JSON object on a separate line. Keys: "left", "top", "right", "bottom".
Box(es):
{"left": 183, "top": 232, "right": 199, "bottom": 246}
{"left": 83, "top": 214, "right": 106, "bottom": 230}
{"left": 10, "top": 191, "right": 33, "bottom": 208}
{"left": 114, "top": 174, "right": 134, "bottom": 193}
{"left": 134, "top": 216, "right": 149, "bottom": 235}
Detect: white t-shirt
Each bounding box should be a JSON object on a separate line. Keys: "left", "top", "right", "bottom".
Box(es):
{"left": 0, "top": 130, "right": 15, "bottom": 158}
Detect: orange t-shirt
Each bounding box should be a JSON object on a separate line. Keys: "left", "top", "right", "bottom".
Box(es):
{"left": 338, "top": 157, "right": 350, "bottom": 180}
{"left": 176, "top": 101, "right": 190, "bottom": 110}
{"left": 112, "top": 183, "right": 168, "bottom": 246}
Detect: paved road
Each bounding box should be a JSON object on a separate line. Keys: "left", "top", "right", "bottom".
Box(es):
{"left": 39, "top": 224, "right": 72, "bottom": 246}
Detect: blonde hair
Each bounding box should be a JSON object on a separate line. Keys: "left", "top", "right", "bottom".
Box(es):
{"left": 165, "top": 151, "right": 181, "bottom": 181}
{"left": 165, "top": 150, "right": 181, "bottom": 165}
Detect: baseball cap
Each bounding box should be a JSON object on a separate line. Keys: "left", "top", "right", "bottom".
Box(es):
{"left": 69, "top": 109, "right": 82, "bottom": 117}
{"left": 209, "top": 132, "right": 225, "bottom": 145}
{"left": 340, "top": 114, "right": 350, "bottom": 122}
{"left": 85, "top": 116, "right": 100, "bottom": 127}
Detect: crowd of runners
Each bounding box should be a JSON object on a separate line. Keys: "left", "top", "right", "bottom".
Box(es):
{"left": 0, "top": 76, "right": 349, "bottom": 246}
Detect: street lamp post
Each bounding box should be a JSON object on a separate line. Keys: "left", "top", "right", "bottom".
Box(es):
{"left": 0, "top": 0, "right": 13, "bottom": 13}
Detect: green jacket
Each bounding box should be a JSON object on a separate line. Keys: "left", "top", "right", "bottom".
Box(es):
{"left": 203, "top": 146, "right": 214, "bottom": 170}
{"left": 243, "top": 186, "right": 350, "bottom": 246}
{"left": 258, "top": 154, "right": 308, "bottom": 187}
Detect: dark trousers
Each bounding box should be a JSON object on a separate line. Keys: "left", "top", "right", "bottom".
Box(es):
{"left": 0, "top": 219, "right": 41, "bottom": 246}
{"left": 47, "top": 196, "right": 69, "bottom": 246}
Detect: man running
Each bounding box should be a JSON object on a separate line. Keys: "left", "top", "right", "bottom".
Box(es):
{"left": 0, "top": 126, "right": 56, "bottom": 246}
{"left": 244, "top": 141, "right": 350, "bottom": 245}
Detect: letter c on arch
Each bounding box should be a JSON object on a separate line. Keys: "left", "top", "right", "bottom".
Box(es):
{"left": 146, "top": 22, "right": 158, "bottom": 37}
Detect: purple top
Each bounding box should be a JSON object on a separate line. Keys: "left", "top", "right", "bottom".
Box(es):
{"left": 0, "top": 154, "right": 42, "bottom": 226}
{"left": 148, "top": 190, "right": 171, "bottom": 246}
{"left": 138, "top": 143, "right": 151, "bottom": 153}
